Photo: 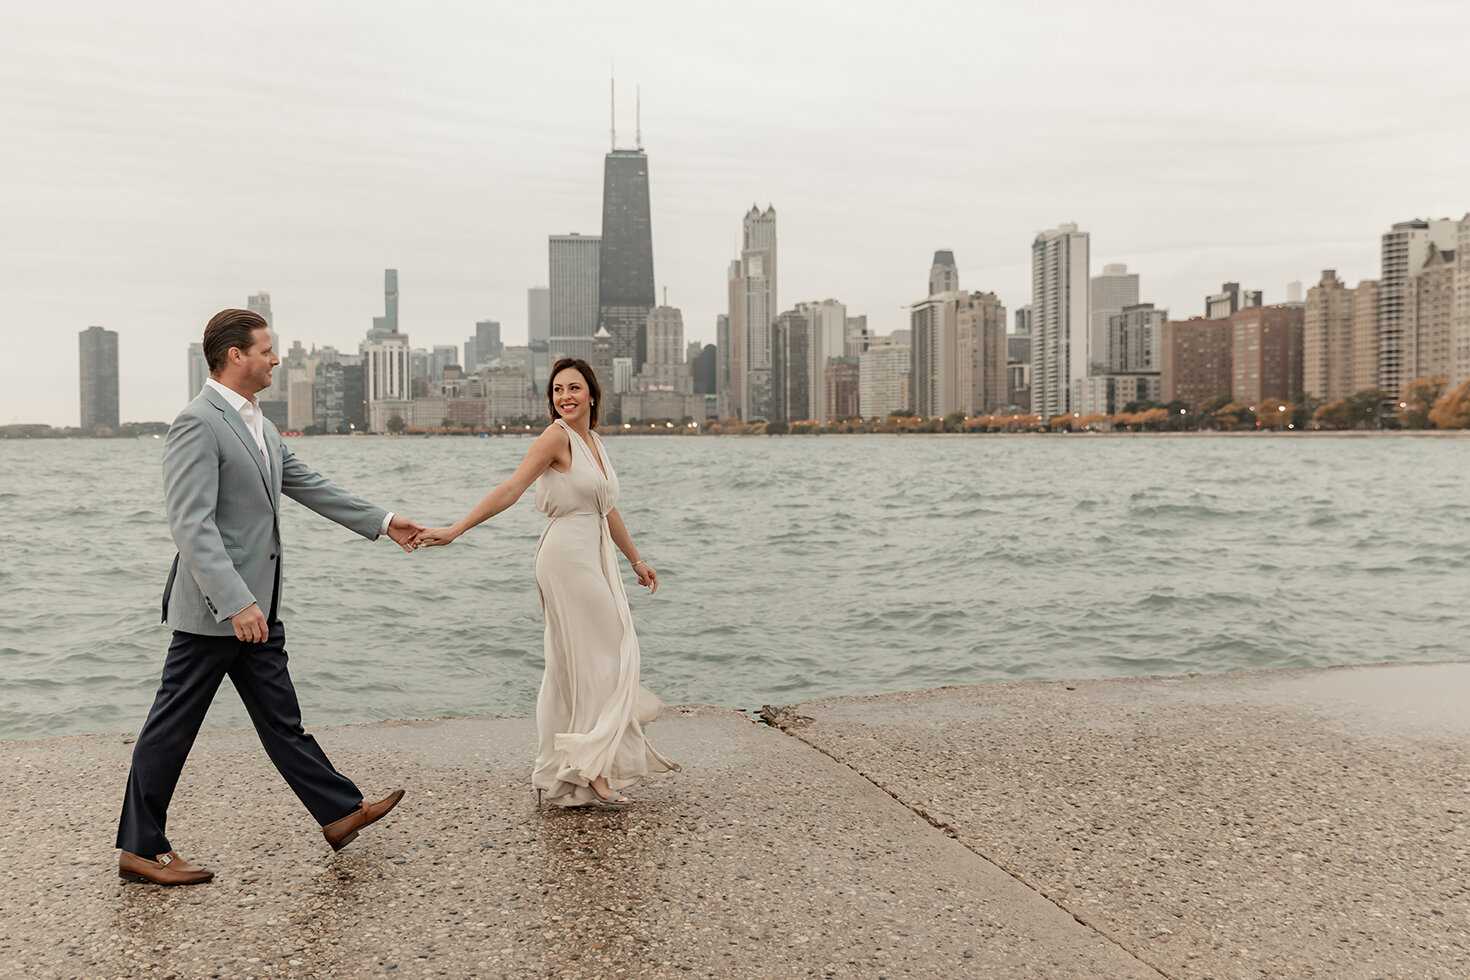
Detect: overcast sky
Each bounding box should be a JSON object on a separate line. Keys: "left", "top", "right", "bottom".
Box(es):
{"left": 4, "top": 0, "right": 1469, "bottom": 424}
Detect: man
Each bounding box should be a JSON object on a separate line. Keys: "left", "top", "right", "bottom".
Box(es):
{"left": 116, "top": 308, "right": 422, "bottom": 885}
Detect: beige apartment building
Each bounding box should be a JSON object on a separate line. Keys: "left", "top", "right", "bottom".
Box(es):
{"left": 1409, "top": 244, "right": 1456, "bottom": 383}
{"left": 1303, "top": 271, "right": 1355, "bottom": 402}
{"left": 955, "top": 291, "right": 1008, "bottom": 416}
{"left": 1350, "top": 280, "right": 1380, "bottom": 395}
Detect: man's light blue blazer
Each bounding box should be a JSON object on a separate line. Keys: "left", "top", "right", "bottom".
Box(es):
{"left": 161, "top": 385, "right": 388, "bottom": 636}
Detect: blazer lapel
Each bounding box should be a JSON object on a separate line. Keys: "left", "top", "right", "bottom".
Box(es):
{"left": 264, "top": 422, "right": 283, "bottom": 509}
{"left": 203, "top": 387, "right": 272, "bottom": 494}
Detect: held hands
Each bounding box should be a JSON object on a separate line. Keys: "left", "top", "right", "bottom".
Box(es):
{"left": 230, "top": 603, "right": 269, "bottom": 643}
{"left": 412, "top": 526, "right": 461, "bottom": 548}
{"left": 386, "top": 514, "right": 428, "bottom": 552}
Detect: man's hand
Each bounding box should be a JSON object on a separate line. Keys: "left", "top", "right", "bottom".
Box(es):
{"left": 386, "top": 514, "right": 427, "bottom": 552}
{"left": 231, "top": 603, "right": 269, "bottom": 643}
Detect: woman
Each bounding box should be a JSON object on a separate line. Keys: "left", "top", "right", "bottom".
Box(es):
{"left": 416, "top": 358, "right": 678, "bottom": 807}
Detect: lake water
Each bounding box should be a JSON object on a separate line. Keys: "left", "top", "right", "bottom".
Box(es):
{"left": 2, "top": 433, "right": 1466, "bottom": 740}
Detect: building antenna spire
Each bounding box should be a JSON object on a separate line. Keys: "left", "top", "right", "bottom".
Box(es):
{"left": 636, "top": 86, "right": 642, "bottom": 149}
{"left": 610, "top": 72, "right": 616, "bottom": 150}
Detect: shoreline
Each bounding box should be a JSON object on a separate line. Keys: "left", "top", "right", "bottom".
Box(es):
{"left": 4, "top": 657, "right": 1459, "bottom": 745}
{"left": 8, "top": 427, "right": 1470, "bottom": 440}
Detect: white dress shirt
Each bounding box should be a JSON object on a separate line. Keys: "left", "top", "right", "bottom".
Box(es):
{"left": 202, "top": 379, "right": 393, "bottom": 536}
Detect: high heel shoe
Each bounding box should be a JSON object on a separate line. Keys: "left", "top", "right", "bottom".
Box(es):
{"left": 589, "top": 778, "right": 632, "bottom": 808}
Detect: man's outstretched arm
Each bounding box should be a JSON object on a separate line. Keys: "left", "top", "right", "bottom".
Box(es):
{"left": 278, "top": 441, "right": 422, "bottom": 550}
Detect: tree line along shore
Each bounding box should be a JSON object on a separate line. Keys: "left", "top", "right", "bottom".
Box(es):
{"left": 10, "top": 375, "right": 1469, "bottom": 439}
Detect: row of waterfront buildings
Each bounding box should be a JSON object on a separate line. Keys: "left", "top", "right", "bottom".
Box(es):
{"left": 72, "top": 107, "right": 1468, "bottom": 432}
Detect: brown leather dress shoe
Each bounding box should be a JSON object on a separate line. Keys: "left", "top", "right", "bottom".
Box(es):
{"left": 322, "top": 789, "right": 405, "bottom": 852}
{"left": 118, "top": 850, "right": 214, "bottom": 886}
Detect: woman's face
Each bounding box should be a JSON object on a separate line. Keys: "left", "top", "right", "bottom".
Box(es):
{"left": 551, "top": 368, "right": 592, "bottom": 424}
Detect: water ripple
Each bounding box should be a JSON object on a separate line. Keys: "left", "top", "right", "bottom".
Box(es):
{"left": 2, "top": 435, "right": 1469, "bottom": 739}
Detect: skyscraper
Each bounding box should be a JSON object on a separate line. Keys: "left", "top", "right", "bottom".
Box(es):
{"left": 796, "top": 299, "right": 847, "bottom": 424}
{"left": 715, "top": 313, "right": 732, "bottom": 416}
{"left": 929, "top": 251, "right": 958, "bottom": 295}
{"left": 955, "top": 292, "right": 1008, "bottom": 416}
{"left": 79, "top": 326, "right": 119, "bottom": 429}
{"left": 597, "top": 145, "right": 656, "bottom": 366}
{"left": 1161, "top": 318, "right": 1232, "bottom": 408}
{"left": 372, "top": 269, "right": 399, "bottom": 333}
{"left": 475, "top": 321, "right": 502, "bottom": 365}
{"left": 528, "top": 287, "right": 551, "bottom": 345}
{"left": 1090, "top": 263, "right": 1139, "bottom": 374}
{"left": 728, "top": 205, "right": 778, "bottom": 420}
{"left": 1379, "top": 218, "right": 1456, "bottom": 396}
{"left": 641, "top": 307, "right": 685, "bottom": 374}
{"left": 1081, "top": 303, "right": 1165, "bottom": 415}
{"left": 1030, "top": 223, "right": 1090, "bottom": 419}
{"left": 1231, "top": 305, "right": 1304, "bottom": 406}
{"left": 1303, "top": 270, "right": 1356, "bottom": 402}
{"left": 911, "top": 292, "right": 961, "bottom": 419}
{"left": 549, "top": 234, "right": 601, "bottom": 337}
{"left": 771, "top": 309, "right": 811, "bottom": 423}
{"left": 859, "top": 343, "right": 912, "bottom": 420}
{"left": 430, "top": 345, "right": 459, "bottom": 382}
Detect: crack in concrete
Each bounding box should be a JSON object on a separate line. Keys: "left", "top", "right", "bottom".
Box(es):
{"left": 759, "top": 709, "right": 1180, "bottom": 980}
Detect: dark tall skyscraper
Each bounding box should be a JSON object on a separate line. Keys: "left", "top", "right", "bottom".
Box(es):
{"left": 79, "top": 325, "right": 119, "bottom": 429}
{"left": 597, "top": 147, "right": 656, "bottom": 367}
{"left": 476, "top": 320, "right": 502, "bottom": 363}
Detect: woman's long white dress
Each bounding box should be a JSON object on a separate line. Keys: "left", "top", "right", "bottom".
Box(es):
{"left": 531, "top": 419, "right": 678, "bottom": 806}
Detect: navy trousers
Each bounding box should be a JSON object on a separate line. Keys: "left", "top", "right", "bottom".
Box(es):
{"left": 115, "top": 621, "right": 362, "bottom": 857}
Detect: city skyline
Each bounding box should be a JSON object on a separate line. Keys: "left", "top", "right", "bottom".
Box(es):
{"left": 5, "top": 2, "right": 1470, "bottom": 424}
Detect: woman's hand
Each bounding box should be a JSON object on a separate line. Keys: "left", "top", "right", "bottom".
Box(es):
{"left": 634, "top": 561, "right": 658, "bottom": 594}
{"left": 416, "top": 526, "right": 461, "bottom": 548}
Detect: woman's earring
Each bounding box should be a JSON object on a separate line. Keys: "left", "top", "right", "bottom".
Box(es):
{"left": 590, "top": 399, "right": 595, "bottom": 406}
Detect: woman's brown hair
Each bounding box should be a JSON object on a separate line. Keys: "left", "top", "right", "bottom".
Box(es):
{"left": 546, "top": 358, "right": 601, "bottom": 429}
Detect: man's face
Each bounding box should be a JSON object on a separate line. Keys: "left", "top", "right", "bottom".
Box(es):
{"left": 237, "top": 327, "right": 279, "bottom": 394}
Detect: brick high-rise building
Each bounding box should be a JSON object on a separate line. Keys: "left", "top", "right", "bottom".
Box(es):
{"left": 1161, "top": 317, "right": 1232, "bottom": 408}
{"left": 1230, "top": 305, "right": 1304, "bottom": 406}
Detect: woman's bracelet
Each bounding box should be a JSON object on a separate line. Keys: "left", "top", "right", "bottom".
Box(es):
{"left": 632, "top": 559, "right": 647, "bottom": 568}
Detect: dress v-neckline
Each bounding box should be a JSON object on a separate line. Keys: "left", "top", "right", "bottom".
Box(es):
{"left": 561, "top": 419, "right": 608, "bottom": 479}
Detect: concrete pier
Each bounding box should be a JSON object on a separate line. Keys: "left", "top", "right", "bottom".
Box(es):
{"left": 2, "top": 662, "right": 1466, "bottom": 978}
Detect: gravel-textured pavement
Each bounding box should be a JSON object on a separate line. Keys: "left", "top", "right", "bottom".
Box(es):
{"left": 769, "top": 662, "right": 1470, "bottom": 980}
{"left": 2, "top": 706, "right": 1159, "bottom": 980}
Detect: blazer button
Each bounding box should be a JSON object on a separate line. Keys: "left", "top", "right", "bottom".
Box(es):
{"left": 269, "top": 553, "right": 277, "bottom": 559}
